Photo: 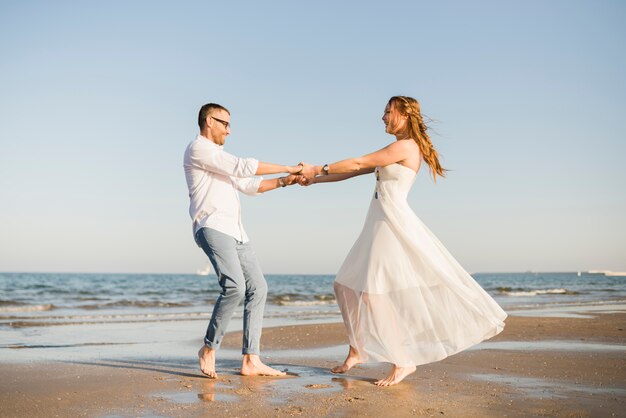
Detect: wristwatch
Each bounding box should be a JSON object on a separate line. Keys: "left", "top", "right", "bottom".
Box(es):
{"left": 322, "top": 164, "right": 329, "bottom": 175}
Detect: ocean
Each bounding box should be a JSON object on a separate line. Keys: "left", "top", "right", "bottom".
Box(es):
{"left": 1, "top": 271, "right": 624, "bottom": 361}
{"left": 1, "top": 271, "right": 624, "bottom": 327}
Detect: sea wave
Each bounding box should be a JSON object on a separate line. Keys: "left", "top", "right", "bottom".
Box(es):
{"left": 276, "top": 300, "right": 337, "bottom": 306}
{"left": 499, "top": 288, "right": 579, "bottom": 297}
{"left": 270, "top": 293, "right": 336, "bottom": 306}
{"left": 1, "top": 311, "right": 208, "bottom": 322}
{"left": 79, "top": 300, "right": 193, "bottom": 309}
{"left": 0, "top": 308, "right": 341, "bottom": 328}
{"left": 506, "top": 298, "right": 626, "bottom": 310}
{"left": 495, "top": 287, "right": 525, "bottom": 292}
{"left": 0, "top": 300, "right": 25, "bottom": 307}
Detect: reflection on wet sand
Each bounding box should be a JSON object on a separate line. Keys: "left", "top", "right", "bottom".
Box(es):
{"left": 331, "top": 376, "right": 375, "bottom": 389}
{"left": 197, "top": 379, "right": 239, "bottom": 402}
{"left": 187, "top": 364, "right": 388, "bottom": 407}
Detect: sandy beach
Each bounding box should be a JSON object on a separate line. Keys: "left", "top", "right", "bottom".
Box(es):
{"left": 1, "top": 310, "right": 624, "bottom": 418}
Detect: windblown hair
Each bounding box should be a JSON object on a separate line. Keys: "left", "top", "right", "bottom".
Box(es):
{"left": 389, "top": 96, "right": 446, "bottom": 182}
{"left": 198, "top": 103, "right": 230, "bottom": 129}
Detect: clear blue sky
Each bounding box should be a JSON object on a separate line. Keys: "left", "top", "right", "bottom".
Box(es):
{"left": 1, "top": 1, "right": 624, "bottom": 274}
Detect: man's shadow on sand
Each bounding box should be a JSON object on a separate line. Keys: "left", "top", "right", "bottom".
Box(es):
{"left": 61, "top": 358, "right": 378, "bottom": 387}
{"left": 61, "top": 358, "right": 234, "bottom": 379}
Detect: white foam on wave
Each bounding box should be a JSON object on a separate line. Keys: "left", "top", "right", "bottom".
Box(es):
{"left": 0, "top": 304, "right": 55, "bottom": 312}
{"left": 276, "top": 300, "right": 336, "bottom": 306}
{"left": 505, "top": 288, "right": 571, "bottom": 297}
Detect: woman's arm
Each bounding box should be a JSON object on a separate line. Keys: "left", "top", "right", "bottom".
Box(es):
{"left": 303, "top": 140, "right": 415, "bottom": 178}
{"left": 306, "top": 167, "right": 374, "bottom": 185}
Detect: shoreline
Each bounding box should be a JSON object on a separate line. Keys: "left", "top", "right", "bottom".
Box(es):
{"left": 1, "top": 311, "right": 624, "bottom": 417}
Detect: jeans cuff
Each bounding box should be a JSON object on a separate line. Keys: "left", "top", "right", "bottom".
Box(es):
{"left": 204, "top": 338, "right": 220, "bottom": 350}
{"left": 242, "top": 347, "right": 260, "bottom": 355}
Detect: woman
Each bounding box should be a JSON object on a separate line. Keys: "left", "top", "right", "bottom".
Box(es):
{"left": 300, "top": 96, "right": 507, "bottom": 386}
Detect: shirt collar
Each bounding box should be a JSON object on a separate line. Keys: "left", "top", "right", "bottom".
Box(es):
{"left": 197, "top": 134, "right": 224, "bottom": 149}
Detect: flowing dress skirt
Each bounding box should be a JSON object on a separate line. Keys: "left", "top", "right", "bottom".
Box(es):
{"left": 334, "top": 164, "right": 507, "bottom": 367}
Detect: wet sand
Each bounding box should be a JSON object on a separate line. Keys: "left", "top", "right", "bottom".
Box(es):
{"left": 0, "top": 313, "right": 624, "bottom": 417}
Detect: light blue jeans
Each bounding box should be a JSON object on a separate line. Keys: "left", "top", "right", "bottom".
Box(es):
{"left": 195, "top": 227, "right": 268, "bottom": 355}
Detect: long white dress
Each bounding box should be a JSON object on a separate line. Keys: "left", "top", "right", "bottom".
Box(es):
{"left": 334, "top": 163, "right": 507, "bottom": 367}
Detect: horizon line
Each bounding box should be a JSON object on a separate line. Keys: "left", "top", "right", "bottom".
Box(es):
{"left": 0, "top": 270, "right": 617, "bottom": 276}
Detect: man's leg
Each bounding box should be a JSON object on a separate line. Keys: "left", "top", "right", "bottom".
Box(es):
{"left": 237, "top": 241, "right": 267, "bottom": 355}
{"left": 236, "top": 241, "right": 285, "bottom": 376}
{"left": 195, "top": 228, "right": 247, "bottom": 377}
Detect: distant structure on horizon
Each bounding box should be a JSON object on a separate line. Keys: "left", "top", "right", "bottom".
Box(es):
{"left": 586, "top": 270, "right": 626, "bottom": 277}
{"left": 196, "top": 263, "right": 212, "bottom": 276}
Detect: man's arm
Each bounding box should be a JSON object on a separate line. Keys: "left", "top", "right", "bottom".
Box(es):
{"left": 190, "top": 141, "right": 302, "bottom": 178}
{"left": 256, "top": 162, "right": 302, "bottom": 176}
{"left": 256, "top": 175, "right": 299, "bottom": 193}
{"left": 233, "top": 175, "right": 300, "bottom": 195}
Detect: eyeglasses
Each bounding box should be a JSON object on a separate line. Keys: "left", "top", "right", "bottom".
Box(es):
{"left": 210, "top": 116, "right": 230, "bottom": 129}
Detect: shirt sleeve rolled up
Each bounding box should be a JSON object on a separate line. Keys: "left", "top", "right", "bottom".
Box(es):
{"left": 231, "top": 176, "right": 263, "bottom": 195}
{"left": 190, "top": 141, "right": 259, "bottom": 178}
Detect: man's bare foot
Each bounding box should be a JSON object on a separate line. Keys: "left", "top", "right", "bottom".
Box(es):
{"left": 331, "top": 345, "right": 363, "bottom": 374}
{"left": 374, "top": 364, "right": 416, "bottom": 387}
{"left": 240, "top": 354, "right": 286, "bottom": 377}
{"left": 198, "top": 345, "right": 217, "bottom": 378}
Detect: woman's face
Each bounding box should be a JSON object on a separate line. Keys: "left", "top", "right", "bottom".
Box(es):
{"left": 382, "top": 102, "right": 408, "bottom": 136}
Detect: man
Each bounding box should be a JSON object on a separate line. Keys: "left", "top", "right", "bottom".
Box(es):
{"left": 184, "top": 103, "right": 301, "bottom": 378}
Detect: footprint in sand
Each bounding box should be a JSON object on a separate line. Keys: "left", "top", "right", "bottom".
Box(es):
{"left": 305, "top": 384, "right": 333, "bottom": 389}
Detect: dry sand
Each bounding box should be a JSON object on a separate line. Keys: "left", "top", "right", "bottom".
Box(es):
{"left": 1, "top": 314, "right": 624, "bottom": 417}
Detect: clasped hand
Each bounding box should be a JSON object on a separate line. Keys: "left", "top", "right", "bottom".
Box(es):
{"left": 283, "top": 162, "right": 317, "bottom": 186}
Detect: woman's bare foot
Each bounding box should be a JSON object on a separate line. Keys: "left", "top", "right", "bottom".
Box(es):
{"left": 198, "top": 345, "right": 217, "bottom": 378}
{"left": 374, "top": 364, "right": 416, "bottom": 386}
{"left": 331, "top": 345, "right": 363, "bottom": 374}
{"left": 240, "top": 354, "right": 286, "bottom": 376}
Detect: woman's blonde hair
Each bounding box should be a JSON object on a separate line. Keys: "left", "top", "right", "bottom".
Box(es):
{"left": 389, "top": 96, "right": 446, "bottom": 182}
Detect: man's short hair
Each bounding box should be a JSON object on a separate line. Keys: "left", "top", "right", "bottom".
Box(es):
{"left": 198, "top": 103, "right": 230, "bottom": 129}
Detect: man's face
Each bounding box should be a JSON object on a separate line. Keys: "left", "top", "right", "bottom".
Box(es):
{"left": 207, "top": 109, "right": 231, "bottom": 145}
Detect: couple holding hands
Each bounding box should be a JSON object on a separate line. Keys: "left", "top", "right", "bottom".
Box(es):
{"left": 183, "top": 96, "right": 507, "bottom": 387}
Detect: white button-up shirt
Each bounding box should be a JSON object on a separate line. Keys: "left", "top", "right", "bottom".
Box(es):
{"left": 184, "top": 135, "right": 262, "bottom": 243}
